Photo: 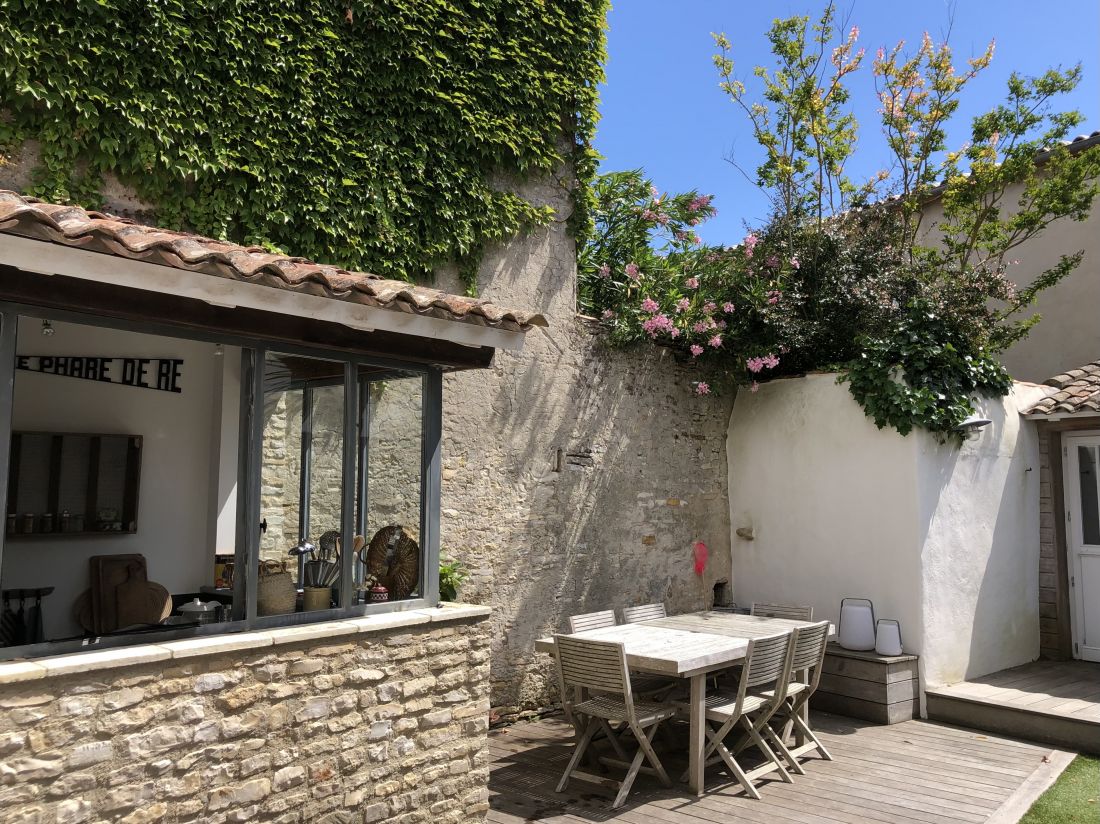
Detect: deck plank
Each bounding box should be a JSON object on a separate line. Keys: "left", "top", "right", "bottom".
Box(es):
{"left": 487, "top": 713, "right": 1057, "bottom": 823}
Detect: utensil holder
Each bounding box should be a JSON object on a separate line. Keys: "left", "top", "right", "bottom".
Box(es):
{"left": 303, "top": 586, "right": 331, "bottom": 612}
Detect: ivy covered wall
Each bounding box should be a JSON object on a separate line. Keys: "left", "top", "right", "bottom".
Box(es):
{"left": 0, "top": 0, "right": 608, "bottom": 290}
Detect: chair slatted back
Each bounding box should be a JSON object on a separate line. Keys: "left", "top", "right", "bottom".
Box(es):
{"left": 751, "top": 602, "right": 813, "bottom": 621}
{"left": 743, "top": 633, "right": 794, "bottom": 688}
{"left": 554, "top": 635, "right": 635, "bottom": 721}
{"left": 568, "top": 610, "right": 616, "bottom": 633}
{"left": 622, "top": 603, "right": 667, "bottom": 624}
{"left": 791, "top": 620, "right": 831, "bottom": 691}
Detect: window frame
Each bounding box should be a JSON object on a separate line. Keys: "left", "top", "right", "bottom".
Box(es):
{"left": 0, "top": 301, "right": 444, "bottom": 659}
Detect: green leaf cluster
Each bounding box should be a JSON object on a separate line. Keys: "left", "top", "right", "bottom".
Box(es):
{"left": 0, "top": 0, "right": 609, "bottom": 293}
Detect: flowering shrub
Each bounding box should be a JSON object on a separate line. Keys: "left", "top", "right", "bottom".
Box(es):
{"left": 579, "top": 6, "right": 1100, "bottom": 436}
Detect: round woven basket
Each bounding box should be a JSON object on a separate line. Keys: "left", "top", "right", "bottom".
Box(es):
{"left": 364, "top": 526, "right": 420, "bottom": 600}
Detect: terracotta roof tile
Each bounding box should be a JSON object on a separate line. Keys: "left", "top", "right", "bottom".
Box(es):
{"left": 0, "top": 190, "right": 548, "bottom": 334}
{"left": 1026, "top": 359, "right": 1100, "bottom": 416}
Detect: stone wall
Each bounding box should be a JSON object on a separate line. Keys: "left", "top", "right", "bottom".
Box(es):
{"left": 437, "top": 172, "right": 735, "bottom": 712}
{"left": 0, "top": 611, "right": 491, "bottom": 824}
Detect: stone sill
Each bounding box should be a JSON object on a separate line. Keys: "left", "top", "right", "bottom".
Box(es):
{"left": 0, "top": 602, "right": 491, "bottom": 685}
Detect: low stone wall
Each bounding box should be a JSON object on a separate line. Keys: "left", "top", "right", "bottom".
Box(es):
{"left": 0, "top": 607, "right": 490, "bottom": 824}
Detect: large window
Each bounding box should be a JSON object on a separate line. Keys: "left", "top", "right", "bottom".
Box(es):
{"left": 0, "top": 307, "right": 442, "bottom": 658}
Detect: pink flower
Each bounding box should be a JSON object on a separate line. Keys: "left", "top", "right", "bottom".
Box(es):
{"left": 790, "top": 256, "right": 800, "bottom": 270}
{"left": 750, "top": 381, "right": 760, "bottom": 393}
{"left": 641, "top": 313, "right": 675, "bottom": 338}
{"left": 650, "top": 184, "right": 660, "bottom": 199}
{"left": 717, "top": 320, "right": 727, "bottom": 330}
{"left": 685, "top": 277, "right": 699, "bottom": 289}
{"left": 743, "top": 233, "right": 759, "bottom": 259}
{"left": 675, "top": 230, "right": 689, "bottom": 241}
{"left": 642, "top": 209, "right": 658, "bottom": 222}
{"left": 675, "top": 297, "right": 691, "bottom": 313}
{"left": 723, "top": 302, "right": 735, "bottom": 313}
{"left": 689, "top": 217, "right": 700, "bottom": 226}
{"left": 690, "top": 344, "right": 704, "bottom": 357}
{"left": 708, "top": 335, "right": 723, "bottom": 348}
{"left": 765, "top": 254, "right": 780, "bottom": 269}
{"left": 692, "top": 235, "right": 702, "bottom": 245}
{"left": 670, "top": 327, "right": 681, "bottom": 338}
{"left": 640, "top": 297, "right": 660, "bottom": 313}
{"left": 692, "top": 320, "right": 709, "bottom": 334}
{"left": 747, "top": 353, "right": 781, "bottom": 373}
{"left": 625, "top": 262, "right": 641, "bottom": 281}
{"left": 601, "top": 309, "right": 615, "bottom": 319}
{"left": 767, "top": 290, "right": 781, "bottom": 305}
{"left": 597, "top": 263, "right": 611, "bottom": 279}
{"left": 703, "top": 302, "right": 717, "bottom": 313}
{"left": 657, "top": 213, "right": 671, "bottom": 226}
{"left": 689, "top": 194, "right": 713, "bottom": 212}
{"left": 695, "top": 382, "right": 710, "bottom": 396}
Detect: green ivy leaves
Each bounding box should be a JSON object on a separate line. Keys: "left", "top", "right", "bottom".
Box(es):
{"left": 0, "top": 0, "right": 609, "bottom": 293}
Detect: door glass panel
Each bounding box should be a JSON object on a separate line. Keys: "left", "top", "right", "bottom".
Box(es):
{"left": 1079, "top": 445, "right": 1100, "bottom": 546}
{"left": 260, "top": 353, "right": 345, "bottom": 615}
{"left": 358, "top": 373, "right": 423, "bottom": 603}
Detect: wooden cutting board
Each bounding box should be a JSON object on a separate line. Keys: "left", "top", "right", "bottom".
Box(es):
{"left": 115, "top": 579, "right": 171, "bottom": 628}
{"left": 89, "top": 555, "right": 147, "bottom": 633}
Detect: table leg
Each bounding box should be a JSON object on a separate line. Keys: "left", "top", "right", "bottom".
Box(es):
{"left": 688, "top": 673, "right": 706, "bottom": 796}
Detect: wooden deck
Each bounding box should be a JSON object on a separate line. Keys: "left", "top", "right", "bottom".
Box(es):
{"left": 926, "top": 660, "right": 1100, "bottom": 754}
{"left": 487, "top": 713, "right": 1061, "bottom": 824}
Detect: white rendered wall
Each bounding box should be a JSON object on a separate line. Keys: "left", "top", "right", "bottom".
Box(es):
{"left": 917, "top": 383, "right": 1048, "bottom": 686}
{"left": 2, "top": 320, "right": 224, "bottom": 639}
{"left": 727, "top": 374, "right": 1048, "bottom": 695}
{"left": 727, "top": 373, "right": 924, "bottom": 659}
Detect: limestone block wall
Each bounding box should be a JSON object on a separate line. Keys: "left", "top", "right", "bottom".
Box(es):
{"left": 437, "top": 173, "right": 735, "bottom": 712}
{"left": 0, "top": 611, "right": 491, "bottom": 824}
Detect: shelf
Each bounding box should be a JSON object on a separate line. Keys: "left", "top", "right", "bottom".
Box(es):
{"left": 5, "top": 530, "right": 137, "bottom": 541}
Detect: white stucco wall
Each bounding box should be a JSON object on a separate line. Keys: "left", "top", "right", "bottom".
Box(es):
{"left": 917, "top": 383, "right": 1048, "bottom": 686}
{"left": 727, "top": 373, "right": 923, "bottom": 657}
{"left": 728, "top": 374, "right": 1048, "bottom": 696}
{"left": 2, "top": 320, "right": 227, "bottom": 639}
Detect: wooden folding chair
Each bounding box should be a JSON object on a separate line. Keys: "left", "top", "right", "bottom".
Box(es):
{"left": 751, "top": 602, "right": 814, "bottom": 621}
{"left": 767, "top": 620, "right": 833, "bottom": 766}
{"left": 687, "top": 632, "right": 797, "bottom": 798}
{"left": 568, "top": 610, "right": 616, "bottom": 633}
{"left": 554, "top": 634, "right": 677, "bottom": 808}
{"left": 621, "top": 602, "right": 667, "bottom": 623}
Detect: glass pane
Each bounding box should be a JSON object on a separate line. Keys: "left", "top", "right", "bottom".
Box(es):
{"left": 1079, "top": 445, "right": 1100, "bottom": 546}
{"left": 260, "top": 353, "right": 345, "bottom": 615}
{"left": 357, "top": 373, "right": 423, "bottom": 604}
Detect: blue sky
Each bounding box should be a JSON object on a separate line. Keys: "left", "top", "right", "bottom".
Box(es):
{"left": 595, "top": 1, "right": 1100, "bottom": 244}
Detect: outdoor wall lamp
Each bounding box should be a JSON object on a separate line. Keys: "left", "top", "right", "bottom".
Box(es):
{"left": 955, "top": 414, "right": 992, "bottom": 440}
{"left": 40, "top": 319, "right": 54, "bottom": 336}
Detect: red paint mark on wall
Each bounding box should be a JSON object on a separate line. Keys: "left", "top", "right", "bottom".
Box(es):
{"left": 693, "top": 541, "right": 708, "bottom": 576}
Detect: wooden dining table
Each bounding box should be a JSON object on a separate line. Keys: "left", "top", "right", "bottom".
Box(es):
{"left": 534, "top": 610, "right": 831, "bottom": 796}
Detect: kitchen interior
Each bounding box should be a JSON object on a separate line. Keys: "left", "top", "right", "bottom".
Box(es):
{"left": 0, "top": 315, "right": 426, "bottom": 652}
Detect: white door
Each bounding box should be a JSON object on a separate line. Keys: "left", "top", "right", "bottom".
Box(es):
{"left": 1065, "top": 435, "right": 1100, "bottom": 662}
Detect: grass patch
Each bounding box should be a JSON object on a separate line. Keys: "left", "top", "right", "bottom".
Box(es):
{"left": 1020, "top": 755, "right": 1099, "bottom": 824}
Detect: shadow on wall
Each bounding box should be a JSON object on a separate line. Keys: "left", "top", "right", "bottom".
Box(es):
{"left": 452, "top": 329, "right": 734, "bottom": 710}
{"left": 916, "top": 390, "right": 1042, "bottom": 688}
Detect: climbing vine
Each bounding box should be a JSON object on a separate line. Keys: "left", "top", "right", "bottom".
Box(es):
{"left": 0, "top": 0, "right": 609, "bottom": 292}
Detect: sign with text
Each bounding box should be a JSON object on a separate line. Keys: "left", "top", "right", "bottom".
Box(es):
{"left": 17, "top": 355, "right": 184, "bottom": 393}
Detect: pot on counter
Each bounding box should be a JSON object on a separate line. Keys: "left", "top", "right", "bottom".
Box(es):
{"left": 178, "top": 597, "right": 221, "bottom": 625}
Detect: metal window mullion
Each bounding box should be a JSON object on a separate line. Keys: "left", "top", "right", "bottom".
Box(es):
{"left": 339, "top": 362, "right": 356, "bottom": 609}
{"left": 0, "top": 314, "right": 17, "bottom": 583}
{"left": 236, "top": 347, "right": 264, "bottom": 624}
{"left": 420, "top": 369, "right": 442, "bottom": 605}
{"left": 298, "top": 385, "right": 313, "bottom": 545}
{"left": 355, "top": 375, "right": 370, "bottom": 589}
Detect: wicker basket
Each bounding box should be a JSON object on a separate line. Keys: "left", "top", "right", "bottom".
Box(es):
{"left": 257, "top": 560, "right": 296, "bottom": 616}
{"left": 365, "top": 526, "right": 420, "bottom": 601}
